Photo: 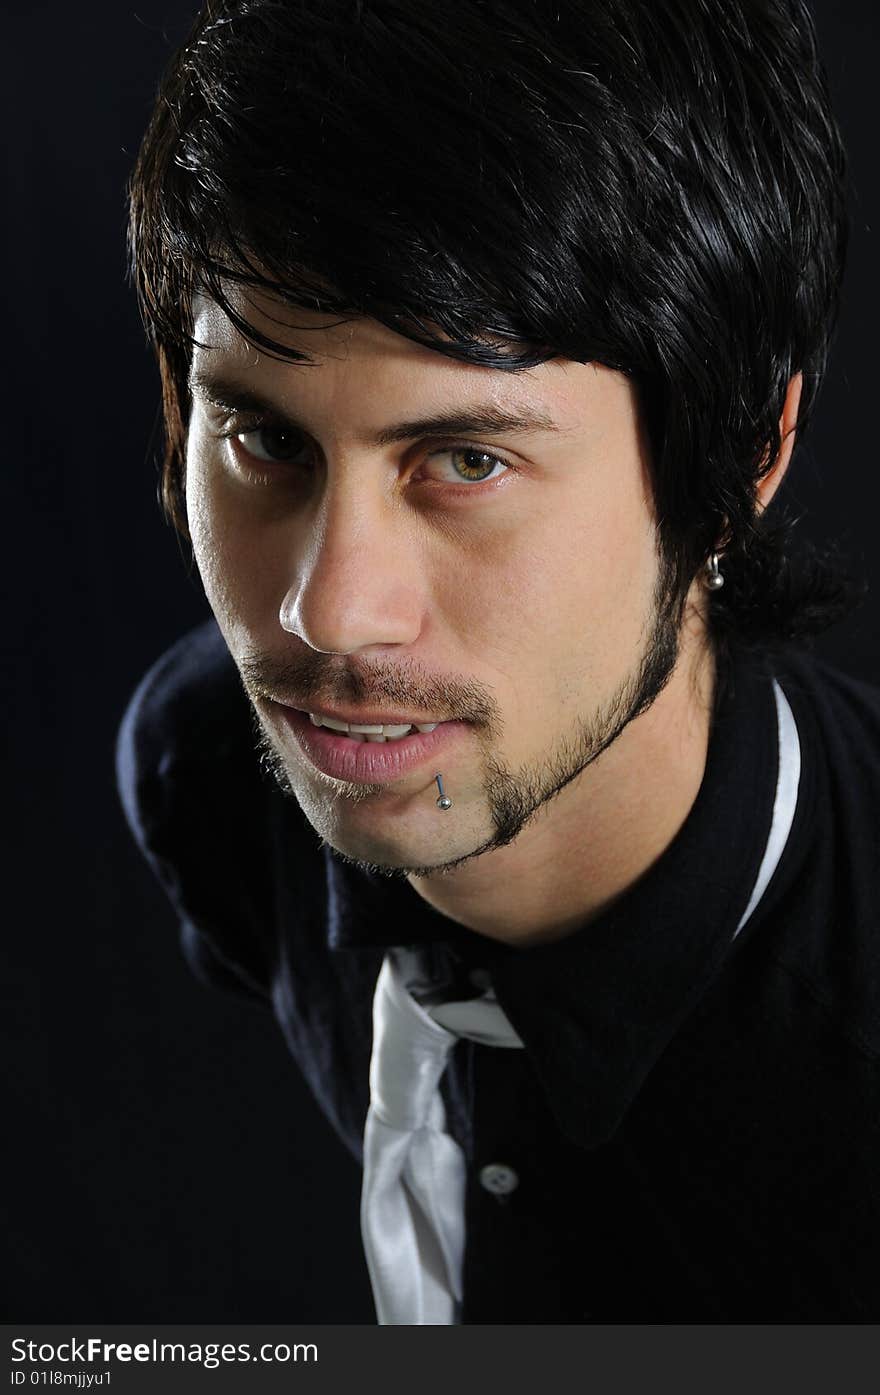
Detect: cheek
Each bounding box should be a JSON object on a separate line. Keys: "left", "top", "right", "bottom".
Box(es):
{"left": 185, "top": 440, "right": 285, "bottom": 650}
{"left": 488, "top": 484, "right": 654, "bottom": 625}
{"left": 584, "top": 488, "right": 657, "bottom": 608}
{"left": 460, "top": 468, "right": 657, "bottom": 717}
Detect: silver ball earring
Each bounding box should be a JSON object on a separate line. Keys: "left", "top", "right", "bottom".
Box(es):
{"left": 704, "top": 552, "right": 725, "bottom": 591}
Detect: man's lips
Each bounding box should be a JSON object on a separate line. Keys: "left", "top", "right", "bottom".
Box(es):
{"left": 275, "top": 703, "right": 470, "bottom": 785}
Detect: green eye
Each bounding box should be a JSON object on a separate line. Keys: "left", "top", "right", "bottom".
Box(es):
{"left": 432, "top": 447, "right": 510, "bottom": 486}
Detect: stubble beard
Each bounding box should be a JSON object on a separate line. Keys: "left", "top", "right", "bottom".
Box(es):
{"left": 250, "top": 553, "right": 688, "bottom": 881}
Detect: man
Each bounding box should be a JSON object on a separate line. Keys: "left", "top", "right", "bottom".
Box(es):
{"left": 117, "top": 0, "right": 879, "bottom": 1321}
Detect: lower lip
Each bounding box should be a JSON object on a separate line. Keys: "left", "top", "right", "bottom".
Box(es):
{"left": 276, "top": 706, "right": 469, "bottom": 784}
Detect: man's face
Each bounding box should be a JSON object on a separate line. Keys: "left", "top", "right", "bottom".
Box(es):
{"left": 186, "top": 291, "right": 689, "bottom": 881}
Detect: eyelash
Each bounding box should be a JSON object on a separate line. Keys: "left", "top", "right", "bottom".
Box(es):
{"left": 212, "top": 412, "right": 516, "bottom": 496}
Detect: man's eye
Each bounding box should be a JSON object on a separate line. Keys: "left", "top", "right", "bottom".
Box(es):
{"left": 220, "top": 422, "right": 511, "bottom": 490}
{"left": 428, "top": 448, "right": 510, "bottom": 486}
{"left": 234, "top": 424, "right": 311, "bottom": 464}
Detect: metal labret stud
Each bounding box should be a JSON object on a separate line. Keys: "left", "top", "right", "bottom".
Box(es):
{"left": 435, "top": 773, "right": 453, "bottom": 810}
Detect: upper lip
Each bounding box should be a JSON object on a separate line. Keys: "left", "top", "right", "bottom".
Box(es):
{"left": 288, "top": 704, "right": 450, "bottom": 726}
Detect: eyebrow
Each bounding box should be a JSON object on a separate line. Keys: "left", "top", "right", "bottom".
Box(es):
{"left": 188, "top": 368, "right": 561, "bottom": 446}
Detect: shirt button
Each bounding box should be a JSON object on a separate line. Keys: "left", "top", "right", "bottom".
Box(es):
{"left": 479, "top": 1163, "right": 519, "bottom": 1197}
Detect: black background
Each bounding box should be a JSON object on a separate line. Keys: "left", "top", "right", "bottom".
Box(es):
{"left": 3, "top": 1, "right": 877, "bottom": 1322}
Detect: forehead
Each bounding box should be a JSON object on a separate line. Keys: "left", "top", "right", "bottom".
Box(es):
{"left": 190, "top": 287, "right": 619, "bottom": 429}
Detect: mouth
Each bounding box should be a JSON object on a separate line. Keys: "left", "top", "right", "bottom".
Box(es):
{"left": 275, "top": 703, "right": 470, "bottom": 785}
{"left": 302, "top": 710, "right": 443, "bottom": 741}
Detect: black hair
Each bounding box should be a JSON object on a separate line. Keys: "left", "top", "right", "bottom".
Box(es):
{"left": 128, "top": 0, "right": 863, "bottom": 656}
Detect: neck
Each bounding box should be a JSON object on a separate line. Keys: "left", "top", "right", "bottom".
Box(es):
{"left": 407, "top": 618, "right": 718, "bottom": 947}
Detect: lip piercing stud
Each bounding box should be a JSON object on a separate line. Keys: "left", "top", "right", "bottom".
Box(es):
{"left": 434, "top": 773, "right": 453, "bottom": 810}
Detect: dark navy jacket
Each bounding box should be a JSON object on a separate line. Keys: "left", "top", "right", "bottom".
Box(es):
{"left": 116, "top": 620, "right": 880, "bottom": 1321}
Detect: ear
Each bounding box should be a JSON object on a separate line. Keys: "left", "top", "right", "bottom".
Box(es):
{"left": 755, "top": 372, "right": 803, "bottom": 515}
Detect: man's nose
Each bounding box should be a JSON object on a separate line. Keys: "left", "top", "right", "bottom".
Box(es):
{"left": 278, "top": 474, "right": 425, "bottom": 654}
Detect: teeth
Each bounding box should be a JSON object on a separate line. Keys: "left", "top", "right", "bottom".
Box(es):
{"left": 317, "top": 715, "right": 354, "bottom": 733}
{"left": 308, "top": 713, "right": 440, "bottom": 742}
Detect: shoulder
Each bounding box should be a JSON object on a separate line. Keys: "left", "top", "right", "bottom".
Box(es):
{"left": 115, "top": 620, "right": 281, "bottom": 999}
{"left": 773, "top": 644, "right": 880, "bottom": 738}
{"left": 115, "top": 618, "right": 262, "bottom": 873}
{"left": 757, "top": 643, "right": 880, "bottom": 1059}
{"left": 773, "top": 645, "right": 880, "bottom": 823}
{"left": 116, "top": 619, "right": 246, "bottom": 807}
